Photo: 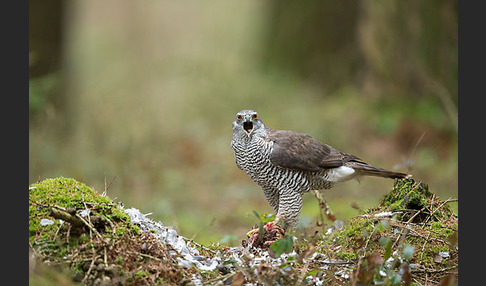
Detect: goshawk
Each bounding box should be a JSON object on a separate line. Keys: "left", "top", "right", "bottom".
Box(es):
{"left": 231, "top": 109, "right": 410, "bottom": 229}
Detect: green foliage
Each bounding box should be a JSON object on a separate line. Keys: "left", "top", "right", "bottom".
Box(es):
{"left": 134, "top": 270, "right": 150, "bottom": 278}
{"left": 252, "top": 210, "right": 275, "bottom": 224}
{"left": 378, "top": 236, "right": 392, "bottom": 261}
{"left": 402, "top": 244, "right": 414, "bottom": 261}
{"left": 252, "top": 210, "right": 266, "bottom": 238}
{"left": 269, "top": 235, "right": 294, "bottom": 258}
{"left": 252, "top": 211, "right": 276, "bottom": 240}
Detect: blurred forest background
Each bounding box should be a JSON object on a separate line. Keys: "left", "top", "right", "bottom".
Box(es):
{"left": 29, "top": 0, "right": 457, "bottom": 245}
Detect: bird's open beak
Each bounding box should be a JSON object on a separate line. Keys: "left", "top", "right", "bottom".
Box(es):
{"left": 243, "top": 115, "right": 253, "bottom": 134}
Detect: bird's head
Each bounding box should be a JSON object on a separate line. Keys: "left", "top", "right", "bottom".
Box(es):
{"left": 233, "top": 110, "right": 266, "bottom": 139}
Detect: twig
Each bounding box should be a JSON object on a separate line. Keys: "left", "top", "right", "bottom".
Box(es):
{"left": 418, "top": 232, "right": 431, "bottom": 263}
{"left": 297, "top": 259, "right": 311, "bottom": 286}
{"left": 81, "top": 254, "right": 97, "bottom": 284}
{"left": 183, "top": 237, "right": 217, "bottom": 256}
{"left": 392, "top": 227, "right": 410, "bottom": 250}
{"left": 362, "top": 219, "right": 380, "bottom": 252}
{"left": 412, "top": 265, "right": 458, "bottom": 274}
{"left": 103, "top": 175, "right": 116, "bottom": 196}
{"left": 406, "top": 208, "right": 424, "bottom": 224}
{"left": 233, "top": 257, "right": 254, "bottom": 283}
{"left": 50, "top": 206, "right": 85, "bottom": 227}
{"left": 127, "top": 251, "right": 162, "bottom": 261}
{"left": 83, "top": 201, "right": 120, "bottom": 207}
{"left": 203, "top": 272, "right": 236, "bottom": 285}
{"left": 390, "top": 222, "right": 450, "bottom": 245}
{"left": 406, "top": 131, "right": 426, "bottom": 174}
{"left": 29, "top": 242, "right": 39, "bottom": 256}
{"left": 50, "top": 205, "right": 103, "bottom": 239}
{"left": 53, "top": 220, "right": 64, "bottom": 241}
{"left": 317, "top": 259, "right": 356, "bottom": 265}
{"left": 104, "top": 247, "right": 108, "bottom": 267}
{"left": 410, "top": 132, "right": 426, "bottom": 159}
{"left": 75, "top": 212, "right": 102, "bottom": 239}
{"left": 428, "top": 197, "right": 458, "bottom": 221}
{"left": 351, "top": 258, "right": 361, "bottom": 286}
{"left": 422, "top": 194, "right": 437, "bottom": 226}
{"left": 66, "top": 225, "right": 72, "bottom": 253}
{"left": 312, "top": 190, "right": 336, "bottom": 223}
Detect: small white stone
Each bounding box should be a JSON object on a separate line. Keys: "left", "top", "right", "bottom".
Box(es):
{"left": 40, "top": 219, "right": 54, "bottom": 226}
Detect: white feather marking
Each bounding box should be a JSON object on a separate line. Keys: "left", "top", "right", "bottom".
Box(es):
{"left": 325, "top": 166, "right": 355, "bottom": 183}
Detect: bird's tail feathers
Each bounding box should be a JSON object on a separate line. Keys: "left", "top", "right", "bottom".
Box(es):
{"left": 348, "top": 161, "right": 411, "bottom": 179}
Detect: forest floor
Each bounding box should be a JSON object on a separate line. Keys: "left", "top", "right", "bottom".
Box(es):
{"left": 29, "top": 177, "right": 457, "bottom": 285}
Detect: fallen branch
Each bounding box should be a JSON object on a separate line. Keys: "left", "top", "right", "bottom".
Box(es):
{"left": 49, "top": 205, "right": 103, "bottom": 239}
{"left": 49, "top": 206, "right": 85, "bottom": 227}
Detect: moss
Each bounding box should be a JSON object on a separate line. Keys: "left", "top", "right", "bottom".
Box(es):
{"left": 79, "top": 234, "right": 89, "bottom": 244}
{"left": 336, "top": 252, "right": 356, "bottom": 260}
{"left": 116, "top": 227, "right": 126, "bottom": 236}
{"left": 316, "top": 215, "right": 376, "bottom": 257}
{"left": 115, "top": 256, "right": 124, "bottom": 264}
{"left": 314, "top": 178, "right": 457, "bottom": 285}
{"left": 381, "top": 178, "right": 431, "bottom": 211}
{"left": 379, "top": 178, "right": 456, "bottom": 224}
{"left": 430, "top": 221, "right": 442, "bottom": 230}
{"left": 134, "top": 270, "right": 150, "bottom": 278}
{"left": 29, "top": 177, "right": 112, "bottom": 207}
{"left": 29, "top": 177, "right": 131, "bottom": 244}
{"left": 130, "top": 224, "right": 141, "bottom": 234}
{"left": 29, "top": 177, "right": 200, "bottom": 285}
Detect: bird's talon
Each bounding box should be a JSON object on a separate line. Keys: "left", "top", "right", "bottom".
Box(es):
{"left": 246, "top": 228, "right": 260, "bottom": 237}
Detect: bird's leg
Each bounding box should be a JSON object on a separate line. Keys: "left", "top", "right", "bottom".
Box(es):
{"left": 262, "top": 187, "right": 280, "bottom": 215}
{"left": 276, "top": 189, "right": 303, "bottom": 229}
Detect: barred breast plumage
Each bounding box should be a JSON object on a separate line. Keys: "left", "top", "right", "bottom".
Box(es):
{"left": 231, "top": 110, "right": 410, "bottom": 229}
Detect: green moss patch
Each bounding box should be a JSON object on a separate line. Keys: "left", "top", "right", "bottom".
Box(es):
{"left": 29, "top": 177, "right": 129, "bottom": 242}
{"left": 29, "top": 177, "right": 192, "bottom": 285}
{"left": 380, "top": 178, "right": 455, "bottom": 224}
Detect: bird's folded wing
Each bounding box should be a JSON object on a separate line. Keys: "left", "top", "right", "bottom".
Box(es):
{"left": 266, "top": 128, "right": 347, "bottom": 172}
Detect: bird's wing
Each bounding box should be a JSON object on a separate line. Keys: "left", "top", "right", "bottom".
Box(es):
{"left": 266, "top": 128, "right": 349, "bottom": 172}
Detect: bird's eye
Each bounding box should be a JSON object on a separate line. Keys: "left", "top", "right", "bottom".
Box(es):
{"left": 237, "top": 115, "right": 242, "bottom": 121}
{"left": 253, "top": 114, "right": 258, "bottom": 120}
